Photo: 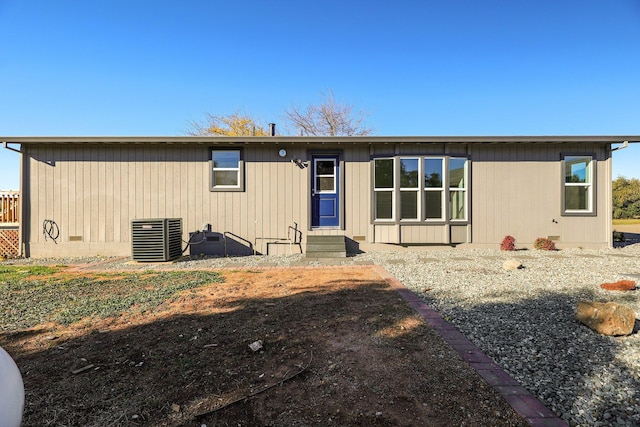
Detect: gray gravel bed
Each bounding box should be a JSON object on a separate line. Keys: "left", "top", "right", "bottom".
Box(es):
{"left": 3, "top": 246, "right": 640, "bottom": 426}
{"left": 357, "top": 246, "right": 640, "bottom": 427}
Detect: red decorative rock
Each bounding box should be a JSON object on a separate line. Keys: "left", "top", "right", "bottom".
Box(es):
{"left": 576, "top": 301, "right": 636, "bottom": 336}
{"left": 600, "top": 280, "right": 637, "bottom": 291}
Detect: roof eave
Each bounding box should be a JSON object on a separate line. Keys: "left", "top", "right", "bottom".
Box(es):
{"left": 2, "top": 135, "right": 640, "bottom": 145}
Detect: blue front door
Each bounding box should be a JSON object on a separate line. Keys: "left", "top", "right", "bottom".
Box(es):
{"left": 311, "top": 155, "right": 340, "bottom": 227}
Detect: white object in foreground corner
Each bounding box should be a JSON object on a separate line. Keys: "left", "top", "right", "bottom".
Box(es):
{"left": 0, "top": 346, "right": 24, "bottom": 427}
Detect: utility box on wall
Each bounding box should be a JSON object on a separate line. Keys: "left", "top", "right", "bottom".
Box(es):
{"left": 131, "top": 218, "right": 182, "bottom": 262}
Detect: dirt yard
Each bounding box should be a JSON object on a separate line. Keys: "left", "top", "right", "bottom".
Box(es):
{"left": 0, "top": 266, "right": 527, "bottom": 426}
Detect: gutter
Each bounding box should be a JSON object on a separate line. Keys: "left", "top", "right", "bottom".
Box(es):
{"left": 611, "top": 141, "right": 629, "bottom": 151}
{"left": 4, "top": 135, "right": 640, "bottom": 145}
{"left": 2, "top": 141, "right": 21, "bottom": 153}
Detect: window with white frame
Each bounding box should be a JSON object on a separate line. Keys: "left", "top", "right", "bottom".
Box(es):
{"left": 374, "top": 158, "right": 394, "bottom": 220}
{"left": 372, "top": 156, "right": 468, "bottom": 222}
{"left": 210, "top": 149, "right": 244, "bottom": 191}
{"left": 314, "top": 159, "right": 337, "bottom": 193}
{"left": 563, "top": 155, "right": 593, "bottom": 214}
{"left": 449, "top": 158, "right": 467, "bottom": 220}
{"left": 424, "top": 158, "right": 444, "bottom": 220}
{"left": 400, "top": 158, "right": 419, "bottom": 219}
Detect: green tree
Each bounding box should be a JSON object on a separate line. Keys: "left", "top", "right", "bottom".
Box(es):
{"left": 612, "top": 176, "right": 640, "bottom": 219}
{"left": 187, "top": 111, "right": 270, "bottom": 136}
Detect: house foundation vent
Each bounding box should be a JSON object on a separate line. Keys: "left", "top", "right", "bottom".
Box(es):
{"left": 131, "top": 218, "right": 182, "bottom": 262}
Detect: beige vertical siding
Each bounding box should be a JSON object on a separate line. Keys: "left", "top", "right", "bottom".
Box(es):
{"left": 450, "top": 225, "right": 469, "bottom": 244}
{"left": 23, "top": 140, "right": 612, "bottom": 257}
{"left": 400, "top": 224, "right": 448, "bottom": 243}
{"left": 470, "top": 142, "right": 611, "bottom": 248}
{"left": 374, "top": 224, "right": 399, "bottom": 244}
{"left": 341, "top": 144, "right": 370, "bottom": 238}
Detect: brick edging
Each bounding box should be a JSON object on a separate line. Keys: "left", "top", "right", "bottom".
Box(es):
{"left": 373, "top": 265, "right": 569, "bottom": 427}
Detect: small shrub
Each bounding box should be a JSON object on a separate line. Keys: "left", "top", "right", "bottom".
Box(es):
{"left": 533, "top": 237, "right": 556, "bottom": 251}
{"left": 500, "top": 235, "right": 516, "bottom": 251}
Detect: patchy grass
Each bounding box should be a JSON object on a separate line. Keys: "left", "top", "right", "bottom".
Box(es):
{"left": 0, "top": 265, "right": 61, "bottom": 281}
{"left": 0, "top": 268, "right": 223, "bottom": 330}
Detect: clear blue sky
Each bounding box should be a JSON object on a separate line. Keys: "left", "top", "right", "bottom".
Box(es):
{"left": 1, "top": 0, "right": 639, "bottom": 190}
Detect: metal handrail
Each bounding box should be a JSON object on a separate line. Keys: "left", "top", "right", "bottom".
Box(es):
{"left": 254, "top": 222, "right": 304, "bottom": 255}
{"left": 223, "top": 231, "right": 253, "bottom": 257}
{"left": 287, "top": 222, "right": 303, "bottom": 244}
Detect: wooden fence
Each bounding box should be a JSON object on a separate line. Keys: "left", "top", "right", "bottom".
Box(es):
{"left": 0, "top": 192, "right": 19, "bottom": 258}
{"left": 0, "top": 192, "right": 19, "bottom": 223}
{"left": 0, "top": 228, "right": 19, "bottom": 258}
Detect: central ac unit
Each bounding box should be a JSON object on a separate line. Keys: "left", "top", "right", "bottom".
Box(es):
{"left": 131, "top": 218, "right": 182, "bottom": 262}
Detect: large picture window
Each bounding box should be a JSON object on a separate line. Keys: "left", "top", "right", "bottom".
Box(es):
{"left": 373, "top": 156, "right": 468, "bottom": 222}
{"left": 210, "top": 149, "right": 244, "bottom": 191}
{"left": 563, "top": 155, "right": 594, "bottom": 214}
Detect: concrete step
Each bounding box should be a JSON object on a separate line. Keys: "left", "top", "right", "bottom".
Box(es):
{"left": 306, "top": 243, "right": 346, "bottom": 252}
{"left": 305, "top": 235, "right": 346, "bottom": 258}
{"left": 305, "top": 251, "right": 347, "bottom": 259}
{"left": 306, "top": 235, "right": 346, "bottom": 244}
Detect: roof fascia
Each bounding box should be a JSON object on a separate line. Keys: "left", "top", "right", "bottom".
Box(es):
{"left": 2, "top": 136, "right": 640, "bottom": 145}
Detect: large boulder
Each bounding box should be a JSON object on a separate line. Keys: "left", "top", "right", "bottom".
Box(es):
{"left": 576, "top": 301, "right": 636, "bottom": 336}
{"left": 502, "top": 259, "right": 523, "bottom": 271}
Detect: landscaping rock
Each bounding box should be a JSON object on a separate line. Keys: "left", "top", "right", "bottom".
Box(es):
{"left": 502, "top": 259, "right": 522, "bottom": 271}
{"left": 575, "top": 301, "right": 636, "bottom": 336}
{"left": 249, "top": 340, "right": 264, "bottom": 352}
{"left": 600, "top": 280, "right": 636, "bottom": 291}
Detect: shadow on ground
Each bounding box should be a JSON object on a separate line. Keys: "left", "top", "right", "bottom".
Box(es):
{"left": 0, "top": 276, "right": 527, "bottom": 427}
{"left": 420, "top": 288, "right": 640, "bottom": 426}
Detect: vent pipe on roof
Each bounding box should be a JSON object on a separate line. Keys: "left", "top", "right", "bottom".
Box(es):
{"left": 269, "top": 123, "right": 276, "bottom": 136}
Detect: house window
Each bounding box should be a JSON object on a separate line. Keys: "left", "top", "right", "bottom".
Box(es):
{"left": 449, "top": 158, "right": 467, "bottom": 220}
{"left": 400, "top": 158, "right": 419, "bottom": 219}
{"left": 563, "top": 155, "right": 593, "bottom": 214}
{"left": 372, "top": 156, "right": 469, "bottom": 223}
{"left": 315, "top": 159, "right": 336, "bottom": 193}
{"left": 424, "top": 158, "right": 444, "bottom": 220}
{"left": 210, "top": 149, "right": 244, "bottom": 191}
{"left": 374, "top": 158, "right": 394, "bottom": 220}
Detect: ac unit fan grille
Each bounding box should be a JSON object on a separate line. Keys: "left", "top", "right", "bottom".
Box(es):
{"left": 131, "top": 218, "right": 183, "bottom": 262}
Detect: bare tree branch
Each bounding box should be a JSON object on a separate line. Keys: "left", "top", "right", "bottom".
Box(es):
{"left": 284, "top": 90, "right": 373, "bottom": 136}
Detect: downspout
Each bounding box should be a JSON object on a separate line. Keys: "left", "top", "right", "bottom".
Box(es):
{"left": 18, "top": 146, "right": 24, "bottom": 257}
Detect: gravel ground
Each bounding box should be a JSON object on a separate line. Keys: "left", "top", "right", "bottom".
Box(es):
{"left": 3, "top": 244, "right": 640, "bottom": 427}
{"left": 360, "top": 246, "right": 640, "bottom": 427}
